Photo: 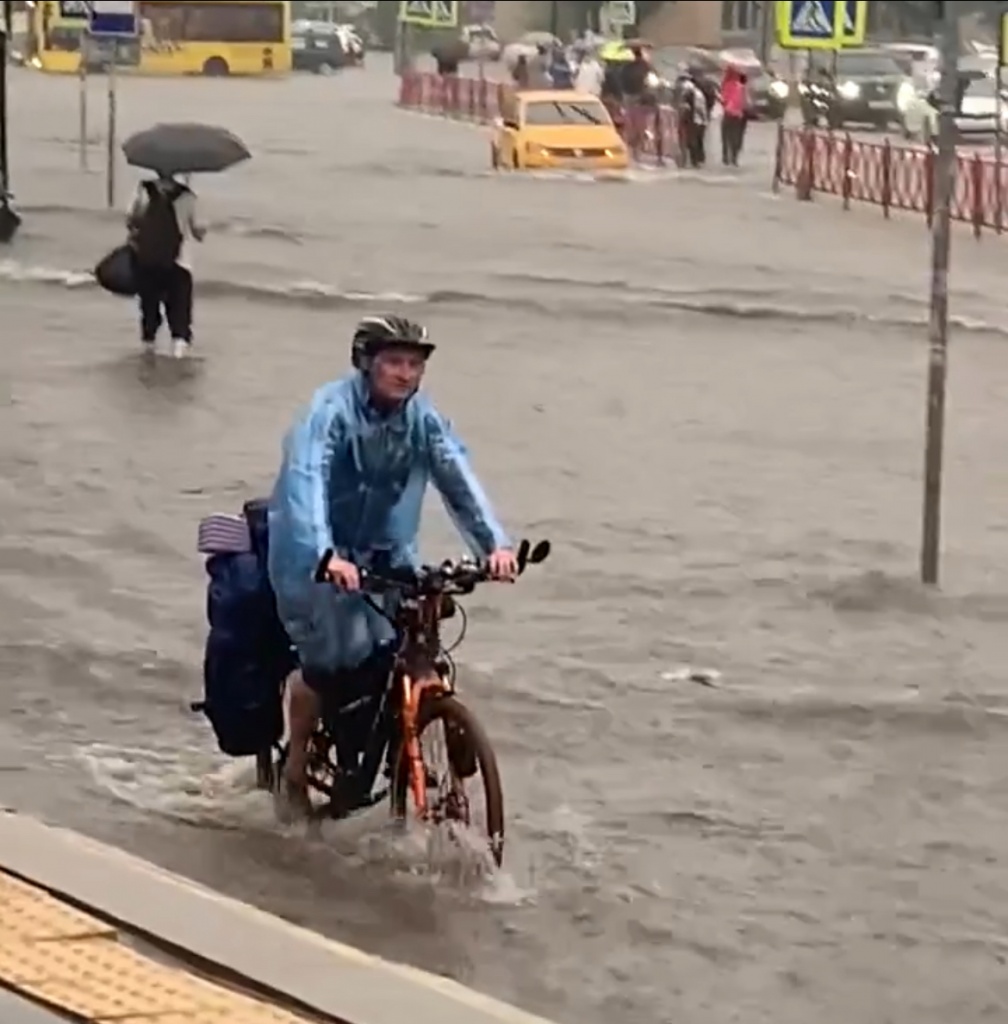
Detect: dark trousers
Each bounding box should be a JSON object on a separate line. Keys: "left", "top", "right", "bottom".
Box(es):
{"left": 721, "top": 115, "right": 747, "bottom": 166}
{"left": 136, "top": 262, "right": 193, "bottom": 343}
{"left": 687, "top": 122, "right": 706, "bottom": 167}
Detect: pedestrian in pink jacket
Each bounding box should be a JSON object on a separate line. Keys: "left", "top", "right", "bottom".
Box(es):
{"left": 720, "top": 66, "right": 749, "bottom": 166}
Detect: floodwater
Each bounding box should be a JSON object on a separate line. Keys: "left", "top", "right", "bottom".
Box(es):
{"left": 4, "top": 57, "right": 1008, "bottom": 1024}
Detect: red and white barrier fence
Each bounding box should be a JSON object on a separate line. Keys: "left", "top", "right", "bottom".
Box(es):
{"left": 773, "top": 124, "right": 1008, "bottom": 237}
{"left": 397, "top": 70, "right": 681, "bottom": 168}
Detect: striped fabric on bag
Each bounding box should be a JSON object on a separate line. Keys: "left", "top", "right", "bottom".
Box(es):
{"left": 197, "top": 514, "right": 252, "bottom": 555}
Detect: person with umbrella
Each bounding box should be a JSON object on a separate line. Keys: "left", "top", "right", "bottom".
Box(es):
{"left": 126, "top": 171, "right": 204, "bottom": 358}
{"left": 122, "top": 123, "right": 249, "bottom": 358}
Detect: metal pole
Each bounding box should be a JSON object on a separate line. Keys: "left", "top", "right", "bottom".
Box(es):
{"left": 0, "top": 0, "right": 19, "bottom": 244}
{"left": 759, "top": 1, "right": 773, "bottom": 66}
{"left": 0, "top": 10, "right": 8, "bottom": 199}
{"left": 997, "top": 61, "right": 1003, "bottom": 232}
{"left": 393, "top": 9, "right": 403, "bottom": 75}
{"left": 920, "top": 3, "right": 959, "bottom": 586}
{"left": 105, "top": 41, "right": 116, "bottom": 209}
{"left": 549, "top": 0, "right": 558, "bottom": 39}
{"left": 79, "top": 34, "right": 89, "bottom": 171}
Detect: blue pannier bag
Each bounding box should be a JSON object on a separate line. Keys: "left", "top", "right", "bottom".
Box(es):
{"left": 196, "top": 498, "right": 296, "bottom": 757}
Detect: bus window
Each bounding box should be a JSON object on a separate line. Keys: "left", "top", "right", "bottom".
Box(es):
{"left": 138, "top": 2, "right": 284, "bottom": 45}
{"left": 46, "top": 24, "right": 83, "bottom": 51}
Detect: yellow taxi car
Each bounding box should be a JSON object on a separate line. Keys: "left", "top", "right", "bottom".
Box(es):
{"left": 491, "top": 90, "right": 629, "bottom": 172}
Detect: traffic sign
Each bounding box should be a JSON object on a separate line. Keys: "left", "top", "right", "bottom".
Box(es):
{"left": 842, "top": 0, "right": 867, "bottom": 46}
{"left": 606, "top": 0, "right": 636, "bottom": 26}
{"left": 58, "top": 0, "right": 92, "bottom": 19}
{"left": 88, "top": 0, "right": 138, "bottom": 38}
{"left": 398, "top": 0, "right": 459, "bottom": 28}
{"left": 775, "top": 0, "right": 845, "bottom": 50}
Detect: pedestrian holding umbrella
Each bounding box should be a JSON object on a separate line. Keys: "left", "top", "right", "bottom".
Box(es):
{"left": 94, "top": 122, "right": 251, "bottom": 358}
{"left": 122, "top": 122, "right": 251, "bottom": 176}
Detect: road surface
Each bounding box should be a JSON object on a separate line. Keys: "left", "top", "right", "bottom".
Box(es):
{"left": 2, "top": 56, "right": 1008, "bottom": 1024}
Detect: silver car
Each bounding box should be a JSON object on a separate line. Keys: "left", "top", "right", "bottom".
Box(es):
{"left": 904, "top": 71, "right": 1008, "bottom": 143}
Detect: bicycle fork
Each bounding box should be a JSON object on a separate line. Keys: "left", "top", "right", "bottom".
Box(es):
{"left": 400, "top": 673, "right": 429, "bottom": 817}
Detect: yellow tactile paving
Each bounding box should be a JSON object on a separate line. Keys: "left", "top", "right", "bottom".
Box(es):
{"left": 0, "top": 874, "right": 116, "bottom": 942}
{"left": 0, "top": 872, "right": 319, "bottom": 1024}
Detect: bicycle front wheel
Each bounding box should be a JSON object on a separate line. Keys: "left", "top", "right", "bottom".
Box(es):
{"left": 392, "top": 694, "right": 505, "bottom": 867}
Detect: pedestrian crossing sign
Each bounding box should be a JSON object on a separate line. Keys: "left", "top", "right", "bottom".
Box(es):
{"left": 842, "top": 0, "right": 867, "bottom": 46}
{"left": 775, "top": 0, "right": 844, "bottom": 50}
{"left": 398, "top": 0, "right": 459, "bottom": 27}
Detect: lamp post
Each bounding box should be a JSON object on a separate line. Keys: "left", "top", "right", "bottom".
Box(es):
{"left": 0, "top": 0, "right": 20, "bottom": 243}
{"left": 919, "top": 1, "right": 958, "bottom": 585}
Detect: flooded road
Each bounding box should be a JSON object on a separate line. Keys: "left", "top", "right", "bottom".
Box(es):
{"left": 4, "top": 58, "right": 1008, "bottom": 1024}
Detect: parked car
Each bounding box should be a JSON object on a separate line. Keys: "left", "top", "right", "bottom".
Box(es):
{"left": 292, "top": 20, "right": 364, "bottom": 73}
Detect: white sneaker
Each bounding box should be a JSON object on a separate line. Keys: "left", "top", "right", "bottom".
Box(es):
{"left": 170, "top": 339, "right": 191, "bottom": 359}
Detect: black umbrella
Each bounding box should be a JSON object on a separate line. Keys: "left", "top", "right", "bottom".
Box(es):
{"left": 122, "top": 122, "right": 251, "bottom": 176}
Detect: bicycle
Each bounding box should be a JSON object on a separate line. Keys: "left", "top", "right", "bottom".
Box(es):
{"left": 257, "top": 538, "right": 551, "bottom": 867}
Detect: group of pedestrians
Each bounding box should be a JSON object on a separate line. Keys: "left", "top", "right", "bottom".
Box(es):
{"left": 675, "top": 63, "right": 751, "bottom": 169}
{"left": 506, "top": 41, "right": 752, "bottom": 173}
{"left": 509, "top": 43, "right": 581, "bottom": 91}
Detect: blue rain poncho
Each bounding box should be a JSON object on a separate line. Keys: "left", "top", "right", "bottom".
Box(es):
{"left": 267, "top": 371, "right": 511, "bottom": 673}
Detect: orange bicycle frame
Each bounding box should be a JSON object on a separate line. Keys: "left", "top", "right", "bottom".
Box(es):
{"left": 397, "top": 593, "right": 449, "bottom": 818}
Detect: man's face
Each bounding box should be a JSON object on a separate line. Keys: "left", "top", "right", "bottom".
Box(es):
{"left": 369, "top": 346, "right": 427, "bottom": 405}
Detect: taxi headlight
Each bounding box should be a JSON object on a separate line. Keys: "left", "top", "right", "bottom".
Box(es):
{"left": 838, "top": 80, "right": 860, "bottom": 99}
{"left": 769, "top": 79, "right": 788, "bottom": 98}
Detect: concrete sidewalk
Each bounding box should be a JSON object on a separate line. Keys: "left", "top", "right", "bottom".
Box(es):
{"left": 0, "top": 811, "right": 557, "bottom": 1024}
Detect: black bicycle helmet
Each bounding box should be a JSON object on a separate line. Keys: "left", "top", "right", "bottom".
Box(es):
{"left": 351, "top": 315, "right": 435, "bottom": 370}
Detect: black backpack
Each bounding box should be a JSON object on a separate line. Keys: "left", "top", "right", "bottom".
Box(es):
{"left": 132, "top": 181, "right": 184, "bottom": 270}
{"left": 195, "top": 500, "right": 296, "bottom": 757}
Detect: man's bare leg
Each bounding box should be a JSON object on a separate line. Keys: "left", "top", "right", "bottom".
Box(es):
{"left": 279, "top": 670, "right": 320, "bottom": 820}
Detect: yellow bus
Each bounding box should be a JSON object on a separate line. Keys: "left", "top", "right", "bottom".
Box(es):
{"left": 25, "top": 0, "right": 292, "bottom": 76}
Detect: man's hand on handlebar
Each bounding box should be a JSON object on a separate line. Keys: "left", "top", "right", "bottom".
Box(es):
{"left": 321, "top": 554, "right": 361, "bottom": 591}
{"left": 488, "top": 548, "right": 518, "bottom": 582}
{"left": 315, "top": 545, "right": 527, "bottom": 591}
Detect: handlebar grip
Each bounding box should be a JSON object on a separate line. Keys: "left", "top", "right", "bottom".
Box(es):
{"left": 314, "top": 549, "right": 334, "bottom": 584}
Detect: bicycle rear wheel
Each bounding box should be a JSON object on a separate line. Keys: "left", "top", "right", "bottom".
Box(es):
{"left": 392, "top": 694, "right": 505, "bottom": 867}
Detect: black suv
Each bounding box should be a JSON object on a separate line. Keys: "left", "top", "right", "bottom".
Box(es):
{"left": 808, "top": 48, "right": 915, "bottom": 131}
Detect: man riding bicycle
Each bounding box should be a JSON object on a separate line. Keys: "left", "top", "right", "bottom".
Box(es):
{"left": 267, "top": 315, "right": 517, "bottom": 817}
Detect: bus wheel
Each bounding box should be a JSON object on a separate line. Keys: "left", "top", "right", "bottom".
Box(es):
{"left": 202, "top": 57, "right": 230, "bottom": 76}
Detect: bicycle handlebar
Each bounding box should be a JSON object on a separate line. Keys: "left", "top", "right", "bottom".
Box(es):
{"left": 314, "top": 538, "right": 551, "bottom": 597}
